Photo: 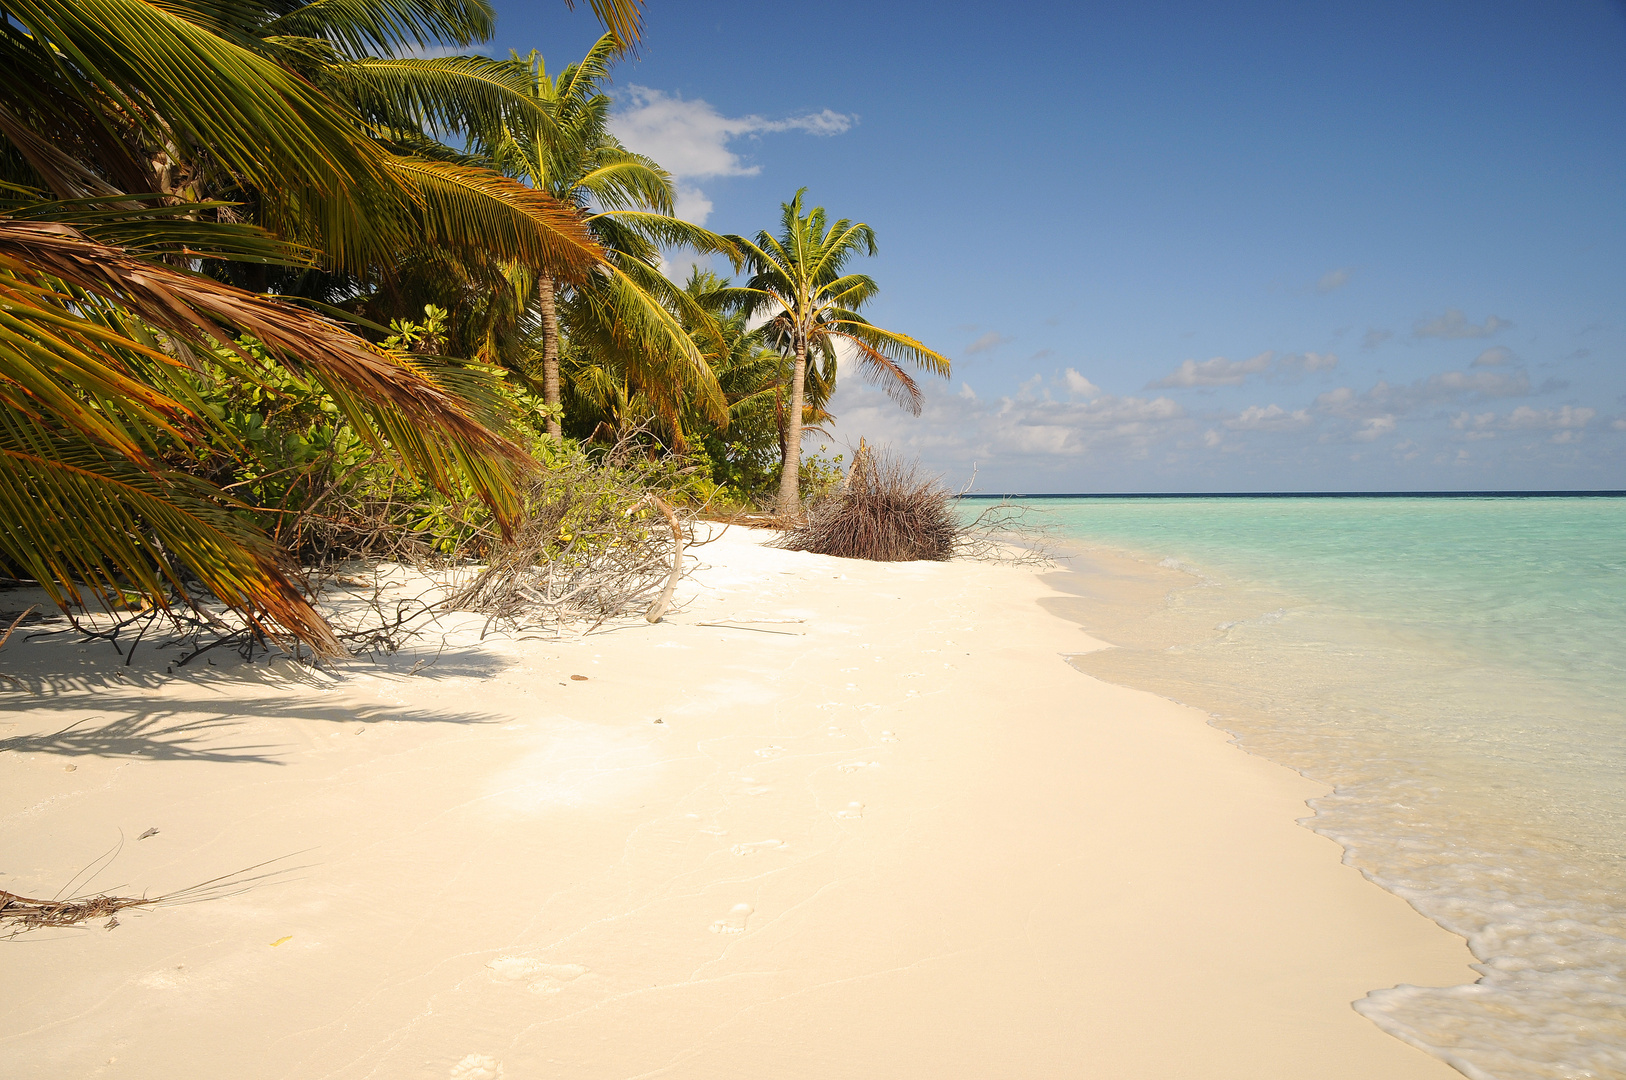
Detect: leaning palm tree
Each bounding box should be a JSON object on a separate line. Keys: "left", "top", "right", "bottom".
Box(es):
{"left": 0, "top": 0, "right": 619, "bottom": 653}
{"left": 723, "top": 190, "right": 950, "bottom": 516}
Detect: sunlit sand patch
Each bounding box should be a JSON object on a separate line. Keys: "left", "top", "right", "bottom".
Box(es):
{"left": 483, "top": 721, "right": 663, "bottom": 813}
{"left": 708, "top": 902, "right": 754, "bottom": 934}
{"left": 137, "top": 967, "right": 186, "bottom": 990}
{"left": 449, "top": 1053, "right": 502, "bottom": 1080}
{"left": 729, "top": 839, "right": 787, "bottom": 856}
{"left": 837, "top": 760, "right": 880, "bottom": 772}
{"left": 835, "top": 801, "right": 865, "bottom": 820}
{"left": 880, "top": 730, "right": 899, "bottom": 742}
{"left": 486, "top": 958, "right": 589, "bottom": 995}
{"left": 753, "top": 745, "right": 785, "bottom": 758}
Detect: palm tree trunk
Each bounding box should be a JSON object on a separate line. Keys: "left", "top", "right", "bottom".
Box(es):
{"left": 776, "top": 338, "right": 808, "bottom": 516}
{"left": 536, "top": 271, "right": 562, "bottom": 438}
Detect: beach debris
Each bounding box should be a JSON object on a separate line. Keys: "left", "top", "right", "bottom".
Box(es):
{"left": 137, "top": 828, "right": 158, "bottom": 840}
{"left": 0, "top": 887, "right": 153, "bottom": 931}
{"left": 441, "top": 445, "right": 695, "bottom": 634}
{"left": 269, "top": 935, "right": 292, "bottom": 947}
{"left": 1, "top": 850, "right": 309, "bottom": 935}
{"left": 643, "top": 495, "right": 684, "bottom": 624}
{"left": 63, "top": 764, "right": 76, "bottom": 772}
{"left": 570, "top": 674, "right": 588, "bottom": 681}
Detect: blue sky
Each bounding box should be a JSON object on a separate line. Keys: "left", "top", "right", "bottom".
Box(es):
{"left": 489, "top": 0, "right": 1626, "bottom": 492}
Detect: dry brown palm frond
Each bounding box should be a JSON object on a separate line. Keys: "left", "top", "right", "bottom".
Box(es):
{"left": 0, "top": 887, "right": 153, "bottom": 930}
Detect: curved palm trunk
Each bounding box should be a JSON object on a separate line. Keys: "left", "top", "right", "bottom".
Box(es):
{"left": 776, "top": 338, "right": 808, "bottom": 516}
{"left": 536, "top": 271, "right": 562, "bottom": 438}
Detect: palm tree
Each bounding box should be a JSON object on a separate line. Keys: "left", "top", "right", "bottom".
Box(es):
{"left": 0, "top": 0, "right": 628, "bottom": 653}
{"left": 478, "top": 34, "right": 734, "bottom": 438}
{"left": 723, "top": 190, "right": 950, "bottom": 516}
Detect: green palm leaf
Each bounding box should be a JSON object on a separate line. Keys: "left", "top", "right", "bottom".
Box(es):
{"left": 0, "top": 411, "right": 342, "bottom": 656}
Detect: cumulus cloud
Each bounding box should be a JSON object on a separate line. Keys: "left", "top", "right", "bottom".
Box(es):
{"left": 1505, "top": 405, "right": 1595, "bottom": 431}
{"left": 825, "top": 366, "right": 1189, "bottom": 472}
{"left": 1281, "top": 351, "right": 1338, "bottom": 373}
{"left": 1362, "top": 327, "right": 1394, "bottom": 350}
{"left": 1316, "top": 268, "right": 1352, "bottom": 294}
{"left": 1353, "top": 416, "right": 1396, "bottom": 441}
{"left": 1063, "top": 368, "right": 1102, "bottom": 398}
{"left": 1225, "top": 404, "right": 1313, "bottom": 431}
{"left": 1316, "top": 369, "right": 1531, "bottom": 420}
{"left": 1148, "top": 351, "right": 1273, "bottom": 389}
{"left": 964, "top": 331, "right": 1011, "bottom": 355}
{"left": 1413, "top": 308, "right": 1513, "bottom": 339}
{"left": 1471, "top": 346, "right": 1517, "bottom": 368}
{"left": 610, "top": 87, "right": 854, "bottom": 224}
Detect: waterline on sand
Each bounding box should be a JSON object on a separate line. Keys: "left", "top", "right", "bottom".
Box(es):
{"left": 1032, "top": 496, "right": 1626, "bottom": 1080}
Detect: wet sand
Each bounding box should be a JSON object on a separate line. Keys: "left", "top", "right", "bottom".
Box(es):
{"left": 0, "top": 527, "right": 1473, "bottom": 1079}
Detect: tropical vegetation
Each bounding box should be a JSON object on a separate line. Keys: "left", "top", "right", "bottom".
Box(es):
{"left": 721, "top": 190, "right": 951, "bottom": 514}
{"left": 0, "top": 0, "right": 950, "bottom": 659}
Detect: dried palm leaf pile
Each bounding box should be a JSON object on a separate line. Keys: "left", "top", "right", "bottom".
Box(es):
{"left": 773, "top": 444, "right": 961, "bottom": 562}
{"left": 0, "top": 888, "right": 152, "bottom": 931}
{"left": 774, "top": 443, "right": 1052, "bottom": 565}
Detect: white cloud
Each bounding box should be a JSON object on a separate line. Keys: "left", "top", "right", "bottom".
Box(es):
{"left": 1504, "top": 405, "right": 1595, "bottom": 431}
{"left": 1148, "top": 351, "right": 1273, "bottom": 389}
{"left": 1203, "top": 429, "right": 1223, "bottom": 448}
{"left": 964, "top": 331, "right": 1011, "bottom": 355}
{"left": 1281, "top": 351, "right": 1338, "bottom": 373}
{"left": 609, "top": 87, "right": 854, "bottom": 225}
{"left": 825, "top": 367, "right": 1189, "bottom": 472}
{"left": 1225, "top": 404, "right": 1313, "bottom": 431}
{"left": 671, "top": 184, "right": 714, "bottom": 226}
{"left": 958, "top": 382, "right": 977, "bottom": 400}
{"left": 1353, "top": 416, "right": 1396, "bottom": 441}
{"left": 1471, "top": 346, "right": 1517, "bottom": 368}
{"left": 1316, "top": 268, "right": 1352, "bottom": 294}
{"left": 1413, "top": 308, "right": 1513, "bottom": 339}
{"left": 1063, "top": 369, "right": 1102, "bottom": 398}
{"left": 1316, "top": 369, "right": 1531, "bottom": 419}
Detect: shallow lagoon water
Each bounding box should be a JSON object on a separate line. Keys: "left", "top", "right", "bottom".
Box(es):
{"left": 1012, "top": 495, "right": 1626, "bottom": 1080}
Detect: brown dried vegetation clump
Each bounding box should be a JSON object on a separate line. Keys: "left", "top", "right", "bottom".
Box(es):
{"left": 774, "top": 444, "right": 960, "bottom": 562}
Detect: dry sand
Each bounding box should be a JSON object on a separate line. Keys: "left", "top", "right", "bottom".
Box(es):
{"left": 0, "top": 527, "right": 1474, "bottom": 1079}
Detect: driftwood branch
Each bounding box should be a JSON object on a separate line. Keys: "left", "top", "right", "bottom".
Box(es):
{"left": 645, "top": 496, "right": 683, "bottom": 623}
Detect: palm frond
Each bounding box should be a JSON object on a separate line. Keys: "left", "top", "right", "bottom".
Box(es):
{"left": 256, "top": 0, "right": 494, "bottom": 58}
{"left": 0, "top": 220, "right": 529, "bottom": 520}
{"left": 384, "top": 156, "right": 602, "bottom": 281}
{"left": 562, "top": 1, "right": 642, "bottom": 51}
{"left": 7, "top": 0, "right": 393, "bottom": 199}
{"left": 337, "top": 55, "right": 558, "bottom": 139}
{"left": 0, "top": 411, "right": 342, "bottom": 655}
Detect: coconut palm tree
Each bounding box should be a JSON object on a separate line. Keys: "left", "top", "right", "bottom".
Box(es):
{"left": 478, "top": 34, "right": 734, "bottom": 438}
{"left": 0, "top": 0, "right": 626, "bottom": 653}
{"left": 722, "top": 190, "right": 950, "bottom": 516}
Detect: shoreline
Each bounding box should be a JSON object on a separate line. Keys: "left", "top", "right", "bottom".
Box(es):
{"left": 0, "top": 527, "right": 1473, "bottom": 1078}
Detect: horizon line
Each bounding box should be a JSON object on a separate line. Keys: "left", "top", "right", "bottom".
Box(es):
{"left": 957, "top": 489, "right": 1626, "bottom": 499}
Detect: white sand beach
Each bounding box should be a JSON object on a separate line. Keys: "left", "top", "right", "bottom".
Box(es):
{"left": 0, "top": 527, "right": 1474, "bottom": 1079}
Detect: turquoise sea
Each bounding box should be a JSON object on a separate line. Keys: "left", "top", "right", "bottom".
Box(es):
{"left": 1008, "top": 495, "right": 1625, "bottom": 1080}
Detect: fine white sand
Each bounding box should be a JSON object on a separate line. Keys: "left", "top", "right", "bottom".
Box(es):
{"left": 0, "top": 527, "right": 1474, "bottom": 1079}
